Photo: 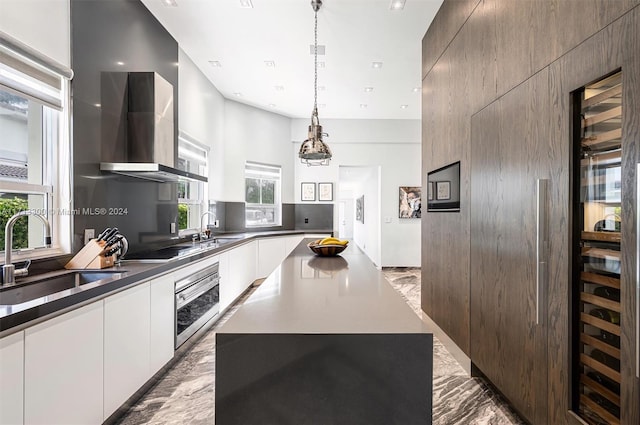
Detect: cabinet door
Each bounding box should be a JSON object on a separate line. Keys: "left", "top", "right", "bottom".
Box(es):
{"left": 150, "top": 273, "right": 175, "bottom": 372}
{"left": 104, "top": 282, "right": 150, "bottom": 419}
{"left": 227, "top": 241, "right": 257, "bottom": 304}
{"left": 24, "top": 301, "right": 103, "bottom": 425}
{"left": 257, "top": 237, "right": 285, "bottom": 278}
{"left": 0, "top": 331, "right": 24, "bottom": 425}
{"left": 470, "top": 70, "right": 551, "bottom": 424}
{"left": 218, "top": 251, "right": 232, "bottom": 311}
{"left": 284, "top": 235, "right": 303, "bottom": 256}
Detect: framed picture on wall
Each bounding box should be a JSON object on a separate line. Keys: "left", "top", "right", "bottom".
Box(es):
{"left": 301, "top": 182, "right": 316, "bottom": 201}
{"left": 428, "top": 182, "right": 434, "bottom": 201}
{"left": 436, "top": 181, "right": 451, "bottom": 200}
{"left": 318, "top": 182, "right": 333, "bottom": 201}
{"left": 355, "top": 195, "right": 364, "bottom": 223}
{"left": 399, "top": 186, "right": 421, "bottom": 218}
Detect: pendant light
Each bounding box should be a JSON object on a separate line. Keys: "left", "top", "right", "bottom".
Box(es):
{"left": 299, "top": 0, "right": 332, "bottom": 166}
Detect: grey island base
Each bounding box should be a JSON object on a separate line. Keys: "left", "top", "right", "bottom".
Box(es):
{"left": 215, "top": 240, "right": 433, "bottom": 425}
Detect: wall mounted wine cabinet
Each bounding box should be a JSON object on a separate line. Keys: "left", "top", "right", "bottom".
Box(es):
{"left": 572, "top": 71, "right": 623, "bottom": 425}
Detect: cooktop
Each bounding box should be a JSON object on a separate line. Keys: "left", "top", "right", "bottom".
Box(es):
{"left": 124, "top": 246, "right": 197, "bottom": 261}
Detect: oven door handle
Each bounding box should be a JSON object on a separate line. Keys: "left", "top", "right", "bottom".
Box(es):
{"left": 176, "top": 277, "right": 219, "bottom": 309}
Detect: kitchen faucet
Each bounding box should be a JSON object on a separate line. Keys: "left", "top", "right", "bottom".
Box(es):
{"left": 199, "top": 211, "right": 216, "bottom": 240}
{"left": 2, "top": 211, "right": 52, "bottom": 285}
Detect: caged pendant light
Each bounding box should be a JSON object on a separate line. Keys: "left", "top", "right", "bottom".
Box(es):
{"left": 299, "top": 0, "right": 332, "bottom": 166}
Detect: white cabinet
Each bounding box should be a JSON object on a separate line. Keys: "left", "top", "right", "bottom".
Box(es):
{"left": 0, "top": 331, "right": 24, "bottom": 425}
{"left": 24, "top": 301, "right": 103, "bottom": 425}
{"left": 104, "top": 282, "right": 151, "bottom": 420}
{"left": 218, "top": 251, "right": 232, "bottom": 311}
{"left": 222, "top": 241, "right": 256, "bottom": 310}
{"left": 284, "top": 235, "right": 303, "bottom": 256}
{"left": 257, "top": 235, "right": 304, "bottom": 279}
{"left": 257, "top": 237, "right": 285, "bottom": 278}
{"left": 150, "top": 273, "right": 175, "bottom": 372}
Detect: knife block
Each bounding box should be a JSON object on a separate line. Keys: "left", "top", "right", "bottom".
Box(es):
{"left": 65, "top": 239, "right": 115, "bottom": 270}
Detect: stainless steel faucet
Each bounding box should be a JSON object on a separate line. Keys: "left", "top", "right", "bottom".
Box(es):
{"left": 199, "top": 211, "right": 216, "bottom": 240}
{"left": 2, "top": 211, "right": 52, "bottom": 285}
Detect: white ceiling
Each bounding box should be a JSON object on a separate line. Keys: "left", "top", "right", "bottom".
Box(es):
{"left": 140, "top": 0, "right": 443, "bottom": 120}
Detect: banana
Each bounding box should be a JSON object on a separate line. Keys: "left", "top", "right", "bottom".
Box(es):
{"left": 319, "top": 237, "right": 349, "bottom": 246}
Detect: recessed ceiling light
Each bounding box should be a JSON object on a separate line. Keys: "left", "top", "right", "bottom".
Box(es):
{"left": 274, "top": 85, "right": 285, "bottom": 91}
{"left": 371, "top": 62, "right": 383, "bottom": 69}
{"left": 310, "top": 45, "right": 326, "bottom": 55}
{"left": 389, "top": 0, "right": 406, "bottom": 10}
{"left": 268, "top": 103, "right": 276, "bottom": 108}
{"left": 233, "top": 92, "right": 242, "bottom": 97}
{"left": 364, "top": 87, "right": 374, "bottom": 92}
{"left": 400, "top": 104, "right": 408, "bottom": 109}
{"left": 208, "top": 61, "right": 222, "bottom": 67}
{"left": 239, "top": 0, "right": 253, "bottom": 8}
{"left": 116, "top": 61, "right": 125, "bottom": 66}
{"left": 264, "top": 60, "right": 275, "bottom": 68}
{"left": 360, "top": 104, "right": 368, "bottom": 109}
{"left": 413, "top": 87, "right": 421, "bottom": 93}
{"left": 317, "top": 61, "right": 326, "bottom": 68}
{"left": 94, "top": 103, "right": 101, "bottom": 108}
{"left": 162, "top": 0, "right": 178, "bottom": 6}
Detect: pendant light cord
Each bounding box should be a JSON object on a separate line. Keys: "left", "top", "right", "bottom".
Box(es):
{"left": 314, "top": 8, "right": 318, "bottom": 112}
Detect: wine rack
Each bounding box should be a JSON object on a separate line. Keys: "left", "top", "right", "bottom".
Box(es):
{"left": 574, "top": 71, "right": 623, "bottom": 425}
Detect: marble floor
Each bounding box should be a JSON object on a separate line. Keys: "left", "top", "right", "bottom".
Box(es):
{"left": 117, "top": 268, "right": 524, "bottom": 425}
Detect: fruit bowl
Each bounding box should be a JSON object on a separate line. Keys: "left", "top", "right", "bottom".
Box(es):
{"left": 307, "top": 241, "right": 348, "bottom": 257}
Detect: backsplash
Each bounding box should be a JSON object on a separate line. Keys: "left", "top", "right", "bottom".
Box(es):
{"left": 210, "top": 202, "right": 332, "bottom": 234}
{"left": 71, "top": 0, "right": 179, "bottom": 253}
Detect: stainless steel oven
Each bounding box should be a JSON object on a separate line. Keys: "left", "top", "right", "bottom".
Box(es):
{"left": 175, "top": 262, "right": 219, "bottom": 348}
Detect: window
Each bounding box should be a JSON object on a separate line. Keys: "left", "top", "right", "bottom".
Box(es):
{"left": 245, "top": 162, "right": 281, "bottom": 227}
{"left": 177, "top": 132, "right": 208, "bottom": 233}
{"left": 0, "top": 36, "right": 72, "bottom": 258}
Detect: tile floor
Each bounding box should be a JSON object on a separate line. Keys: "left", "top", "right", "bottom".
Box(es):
{"left": 117, "top": 268, "right": 524, "bottom": 425}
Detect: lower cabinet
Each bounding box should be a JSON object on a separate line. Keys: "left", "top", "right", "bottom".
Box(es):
{"left": 24, "top": 302, "right": 104, "bottom": 425}
{"left": 257, "top": 237, "right": 286, "bottom": 278}
{"left": 257, "top": 235, "right": 304, "bottom": 279}
{"left": 284, "top": 235, "right": 303, "bottom": 257}
{"left": 150, "top": 273, "right": 175, "bottom": 372}
{"left": 0, "top": 331, "right": 24, "bottom": 425}
{"left": 104, "top": 282, "right": 151, "bottom": 419}
{"left": 220, "top": 241, "right": 256, "bottom": 311}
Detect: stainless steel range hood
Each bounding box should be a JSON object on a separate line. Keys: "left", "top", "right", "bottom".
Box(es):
{"left": 99, "top": 72, "right": 208, "bottom": 183}
{"left": 99, "top": 162, "right": 207, "bottom": 183}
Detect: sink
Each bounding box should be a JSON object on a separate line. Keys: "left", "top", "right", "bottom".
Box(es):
{"left": 0, "top": 271, "right": 124, "bottom": 305}
{"left": 210, "top": 236, "right": 243, "bottom": 244}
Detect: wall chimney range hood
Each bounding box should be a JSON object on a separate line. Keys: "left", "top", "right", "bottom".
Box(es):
{"left": 99, "top": 162, "right": 207, "bottom": 183}
{"left": 99, "top": 72, "right": 207, "bottom": 183}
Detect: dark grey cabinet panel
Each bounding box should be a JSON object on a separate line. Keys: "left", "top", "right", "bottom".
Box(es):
{"left": 470, "top": 69, "right": 551, "bottom": 425}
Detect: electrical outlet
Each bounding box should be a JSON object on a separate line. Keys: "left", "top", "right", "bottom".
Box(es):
{"left": 170, "top": 222, "right": 176, "bottom": 233}
{"left": 84, "top": 228, "right": 95, "bottom": 245}
{"left": 304, "top": 218, "right": 309, "bottom": 224}
{"left": 213, "top": 219, "right": 220, "bottom": 228}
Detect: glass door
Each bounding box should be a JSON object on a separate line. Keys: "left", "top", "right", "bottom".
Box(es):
{"left": 573, "top": 71, "right": 623, "bottom": 425}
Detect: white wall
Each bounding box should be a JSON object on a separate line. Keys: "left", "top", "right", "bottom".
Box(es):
{"left": 0, "top": 0, "right": 70, "bottom": 67}
{"left": 350, "top": 167, "right": 381, "bottom": 267}
{"left": 292, "top": 118, "right": 421, "bottom": 267}
{"left": 223, "top": 101, "right": 294, "bottom": 203}
{"left": 178, "top": 49, "right": 225, "bottom": 200}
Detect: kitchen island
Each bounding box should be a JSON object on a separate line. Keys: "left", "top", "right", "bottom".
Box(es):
{"left": 215, "top": 239, "right": 433, "bottom": 425}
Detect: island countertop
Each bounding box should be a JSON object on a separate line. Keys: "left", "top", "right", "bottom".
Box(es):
{"left": 217, "top": 238, "right": 428, "bottom": 334}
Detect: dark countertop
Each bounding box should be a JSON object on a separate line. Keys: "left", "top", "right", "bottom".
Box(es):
{"left": 0, "top": 230, "right": 331, "bottom": 337}
{"left": 217, "top": 239, "right": 427, "bottom": 334}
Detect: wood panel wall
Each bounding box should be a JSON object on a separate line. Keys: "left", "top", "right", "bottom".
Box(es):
{"left": 422, "top": 1, "right": 640, "bottom": 423}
